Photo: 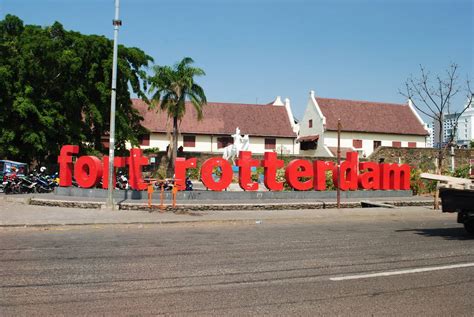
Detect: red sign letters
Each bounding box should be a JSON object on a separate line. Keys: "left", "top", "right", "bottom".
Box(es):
{"left": 58, "top": 145, "right": 149, "bottom": 190}
{"left": 58, "top": 145, "right": 410, "bottom": 191}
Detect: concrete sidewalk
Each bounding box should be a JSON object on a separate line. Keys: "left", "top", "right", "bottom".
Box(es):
{"left": 0, "top": 195, "right": 441, "bottom": 228}
{"left": 5, "top": 191, "right": 434, "bottom": 212}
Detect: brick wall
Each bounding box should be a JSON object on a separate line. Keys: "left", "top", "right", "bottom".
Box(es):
{"left": 147, "top": 147, "right": 473, "bottom": 175}
{"left": 368, "top": 147, "right": 474, "bottom": 171}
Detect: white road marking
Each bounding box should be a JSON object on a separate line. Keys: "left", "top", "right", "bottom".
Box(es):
{"left": 330, "top": 262, "right": 474, "bottom": 281}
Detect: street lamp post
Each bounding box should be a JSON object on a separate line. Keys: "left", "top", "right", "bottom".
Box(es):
{"left": 107, "top": 0, "right": 121, "bottom": 209}
{"left": 337, "top": 118, "right": 341, "bottom": 209}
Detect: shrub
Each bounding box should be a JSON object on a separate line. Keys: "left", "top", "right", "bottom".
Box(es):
{"left": 143, "top": 147, "right": 160, "bottom": 155}
{"left": 325, "top": 170, "right": 336, "bottom": 190}
{"left": 187, "top": 161, "right": 201, "bottom": 180}
{"left": 410, "top": 168, "right": 436, "bottom": 195}
{"left": 152, "top": 166, "right": 167, "bottom": 180}
{"left": 452, "top": 165, "right": 470, "bottom": 179}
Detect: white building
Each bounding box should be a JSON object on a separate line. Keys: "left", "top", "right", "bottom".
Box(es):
{"left": 426, "top": 122, "right": 434, "bottom": 148}
{"left": 428, "top": 99, "right": 474, "bottom": 148}
{"left": 457, "top": 103, "right": 474, "bottom": 147}
{"left": 297, "top": 90, "right": 429, "bottom": 157}
{"left": 133, "top": 97, "right": 300, "bottom": 155}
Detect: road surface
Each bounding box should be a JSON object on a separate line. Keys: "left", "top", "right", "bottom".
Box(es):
{"left": 1, "top": 209, "right": 472, "bottom": 315}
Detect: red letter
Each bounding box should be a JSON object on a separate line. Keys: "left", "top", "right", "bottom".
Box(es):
{"left": 58, "top": 145, "right": 79, "bottom": 187}
{"left": 174, "top": 157, "right": 197, "bottom": 190}
{"left": 201, "top": 158, "right": 233, "bottom": 191}
{"left": 358, "top": 162, "right": 380, "bottom": 190}
{"left": 380, "top": 163, "right": 410, "bottom": 190}
{"left": 285, "top": 159, "right": 313, "bottom": 191}
{"left": 74, "top": 156, "right": 103, "bottom": 188}
{"left": 128, "top": 148, "right": 149, "bottom": 190}
{"left": 313, "top": 160, "right": 335, "bottom": 190}
{"left": 102, "top": 156, "right": 127, "bottom": 189}
{"left": 338, "top": 152, "right": 359, "bottom": 190}
{"left": 262, "top": 152, "right": 284, "bottom": 191}
{"left": 236, "top": 151, "right": 260, "bottom": 191}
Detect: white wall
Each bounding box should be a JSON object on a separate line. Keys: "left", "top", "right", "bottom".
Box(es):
{"left": 457, "top": 107, "right": 474, "bottom": 146}
{"left": 298, "top": 91, "right": 332, "bottom": 156}
{"left": 141, "top": 133, "right": 298, "bottom": 154}
{"left": 149, "top": 133, "right": 169, "bottom": 150}
{"left": 324, "top": 131, "right": 427, "bottom": 157}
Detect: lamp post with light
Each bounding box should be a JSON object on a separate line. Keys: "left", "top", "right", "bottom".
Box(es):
{"left": 106, "top": 0, "right": 121, "bottom": 209}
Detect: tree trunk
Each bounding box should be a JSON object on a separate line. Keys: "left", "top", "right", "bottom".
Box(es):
{"left": 168, "top": 116, "right": 179, "bottom": 178}
{"left": 434, "top": 119, "right": 444, "bottom": 210}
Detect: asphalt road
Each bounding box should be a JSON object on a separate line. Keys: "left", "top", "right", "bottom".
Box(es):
{"left": 1, "top": 211, "right": 473, "bottom": 316}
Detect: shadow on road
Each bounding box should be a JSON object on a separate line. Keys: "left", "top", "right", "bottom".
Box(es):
{"left": 396, "top": 227, "right": 473, "bottom": 241}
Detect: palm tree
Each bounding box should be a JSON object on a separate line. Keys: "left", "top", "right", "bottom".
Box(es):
{"left": 149, "top": 57, "right": 207, "bottom": 176}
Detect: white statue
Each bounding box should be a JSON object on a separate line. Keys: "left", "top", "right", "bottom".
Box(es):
{"left": 241, "top": 135, "right": 250, "bottom": 151}
{"left": 223, "top": 127, "right": 250, "bottom": 165}
{"left": 232, "top": 127, "right": 242, "bottom": 153}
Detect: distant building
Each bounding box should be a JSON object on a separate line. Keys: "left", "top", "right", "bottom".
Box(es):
{"left": 297, "top": 90, "right": 429, "bottom": 157}
{"left": 429, "top": 99, "right": 474, "bottom": 148}
{"left": 426, "top": 122, "right": 434, "bottom": 148}
{"left": 454, "top": 101, "right": 474, "bottom": 147}
{"left": 132, "top": 97, "right": 300, "bottom": 155}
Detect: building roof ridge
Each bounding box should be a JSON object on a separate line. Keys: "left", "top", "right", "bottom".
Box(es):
{"left": 316, "top": 96, "right": 406, "bottom": 107}
{"left": 131, "top": 98, "right": 273, "bottom": 107}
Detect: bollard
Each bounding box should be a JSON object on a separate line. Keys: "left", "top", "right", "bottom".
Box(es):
{"left": 172, "top": 185, "right": 178, "bottom": 208}
{"left": 160, "top": 182, "right": 165, "bottom": 212}
{"left": 147, "top": 183, "right": 154, "bottom": 209}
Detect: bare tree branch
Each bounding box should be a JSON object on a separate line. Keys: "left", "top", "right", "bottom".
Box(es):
{"left": 399, "top": 63, "right": 470, "bottom": 183}
{"left": 419, "top": 65, "right": 442, "bottom": 113}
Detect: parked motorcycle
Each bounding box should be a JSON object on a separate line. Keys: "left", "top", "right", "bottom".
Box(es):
{"left": 29, "top": 167, "right": 56, "bottom": 193}
{"left": 154, "top": 179, "right": 174, "bottom": 191}
{"left": 2, "top": 176, "right": 21, "bottom": 194}
{"left": 116, "top": 172, "right": 129, "bottom": 190}
{"left": 185, "top": 177, "right": 193, "bottom": 191}
{"left": 3, "top": 175, "right": 36, "bottom": 194}
{"left": 18, "top": 176, "right": 37, "bottom": 193}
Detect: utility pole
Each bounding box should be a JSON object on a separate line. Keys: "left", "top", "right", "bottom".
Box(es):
{"left": 337, "top": 118, "right": 341, "bottom": 209}
{"left": 106, "top": 0, "right": 121, "bottom": 209}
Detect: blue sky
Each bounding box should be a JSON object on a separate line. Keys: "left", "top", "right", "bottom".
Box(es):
{"left": 1, "top": 0, "right": 472, "bottom": 120}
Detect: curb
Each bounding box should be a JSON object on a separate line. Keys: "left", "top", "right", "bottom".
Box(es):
{"left": 29, "top": 198, "right": 105, "bottom": 209}
{"left": 29, "top": 197, "right": 434, "bottom": 211}
{"left": 0, "top": 219, "right": 266, "bottom": 228}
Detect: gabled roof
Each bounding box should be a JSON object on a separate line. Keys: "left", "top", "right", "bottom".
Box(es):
{"left": 316, "top": 97, "right": 429, "bottom": 136}
{"left": 133, "top": 99, "right": 297, "bottom": 138}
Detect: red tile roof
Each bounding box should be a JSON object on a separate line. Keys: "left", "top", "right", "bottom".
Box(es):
{"left": 133, "top": 99, "right": 296, "bottom": 138}
{"left": 316, "top": 98, "right": 428, "bottom": 136}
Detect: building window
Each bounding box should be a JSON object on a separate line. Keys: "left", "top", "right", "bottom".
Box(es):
{"left": 183, "top": 135, "right": 195, "bottom": 147}
{"left": 373, "top": 140, "right": 381, "bottom": 150}
{"left": 408, "top": 142, "right": 416, "bottom": 148}
{"left": 353, "top": 139, "right": 362, "bottom": 148}
{"left": 265, "top": 138, "right": 276, "bottom": 150}
{"left": 392, "top": 141, "right": 401, "bottom": 148}
{"left": 139, "top": 134, "right": 150, "bottom": 146}
{"left": 309, "top": 119, "right": 313, "bottom": 128}
{"left": 217, "top": 136, "right": 233, "bottom": 149}
{"left": 300, "top": 140, "right": 317, "bottom": 151}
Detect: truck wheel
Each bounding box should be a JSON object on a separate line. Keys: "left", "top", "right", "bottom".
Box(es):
{"left": 464, "top": 221, "right": 474, "bottom": 235}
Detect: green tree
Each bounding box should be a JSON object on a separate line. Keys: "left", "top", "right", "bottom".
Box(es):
{"left": 148, "top": 57, "right": 207, "bottom": 176}
{"left": 0, "top": 15, "right": 152, "bottom": 165}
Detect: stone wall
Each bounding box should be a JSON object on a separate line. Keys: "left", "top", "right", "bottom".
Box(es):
{"left": 146, "top": 147, "right": 473, "bottom": 176}
{"left": 368, "top": 147, "right": 474, "bottom": 171}
{"left": 145, "top": 151, "right": 342, "bottom": 177}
